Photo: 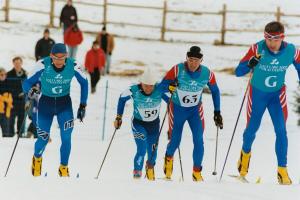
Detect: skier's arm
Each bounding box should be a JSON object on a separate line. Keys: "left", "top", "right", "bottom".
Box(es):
{"left": 293, "top": 48, "right": 300, "bottom": 83}
{"left": 117, "top": 88, "right": 132, "bottom": 116}
{"left": 74, "top": 62, "right": 88, "bottom": 105}
{"left": 22, "top": 60, "right": 44, "bottom": 94}
{"left": 207, "top": 71, "right": 221, "bottom": 111}
{"left": 235, "top": 44, "right": 258, "bottom": 77}
{"left": 162, "top": 93, "right": 170, "bottom": 103}
{"left": 158, "top": 65, "right": 179, "bottom": 92}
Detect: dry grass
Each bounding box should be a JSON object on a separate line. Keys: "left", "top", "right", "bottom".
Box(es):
{"left": 109, "top": 69, "right": 144, "bottom": 77}
{"left": 118, "top": 60, "right": 146, "bottom": 67}
{"left": 215, "top": 67, "right": 236, "bottom": 75}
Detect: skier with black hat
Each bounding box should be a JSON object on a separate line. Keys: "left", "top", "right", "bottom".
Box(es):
{"left": 160, "top": 46, "right": 223, "bottom": 181}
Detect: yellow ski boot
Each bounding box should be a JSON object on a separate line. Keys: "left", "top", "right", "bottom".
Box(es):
{"left": 146, "top": 163, "right": 155, "bottom": 181}
{"left": 163, "top": 156, "right": 173, "bottom": 180}
{"left": 59, "top": 165, "right": 69, "bottom": 177}
{"left": 237, "top": 150, "right": 251, "bottom": 177}
{"left": 32, "top": 156, "right": 42, "bottom": 177}
{"left": 192, "top": 167, "right": 203, "bottom": 182}
{"left": 277, "top": 167, "right": 292, "bottom": 185}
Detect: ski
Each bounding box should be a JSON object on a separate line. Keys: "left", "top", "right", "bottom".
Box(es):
{"left": 157, "top": 177, "right": 173, "bottom": 181}
{"left": 228, "top": 174, "right": 249, "bottom": 183}
{"left": 228, "top": 174, "right": 261, "bottom": 184}
{"left": 43, "top": 172, "right": 80, "bottom": 178}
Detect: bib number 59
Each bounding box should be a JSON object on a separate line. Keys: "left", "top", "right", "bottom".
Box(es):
{"left": 144, "top": 109, "right": 158, "bottom": 118}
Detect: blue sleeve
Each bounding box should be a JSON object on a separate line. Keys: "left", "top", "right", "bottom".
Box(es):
{"left": 22, "top": 61, "right": 44, "bottom": 94}
{"left": 74, "top": 63, "right": 89, "bottom": 105}
{"left": 208, "top": 83, "right": 221, "bottom": 112}
{"left": 162, "top": 93, "right": 170, "bottom": 103}
{"left": 157, "top": 79, "right": 172, "bottom": 93}
{"left": 235, "top": 61, "right": 251, "bottom": 77}
{"left": 117, "top": 89, "right": 132, "bottom": 115}
{"left": 293, "top": 61, "right": 300, "bottom": 83}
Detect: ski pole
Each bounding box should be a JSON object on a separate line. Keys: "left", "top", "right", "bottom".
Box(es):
{"left": 95, "top": 128, "right": 117, "bottom": 179}
{"left": 219, "top": 75, "right": 252, "bottom": 181}
{"left": 212, "top": 127, "right": 219, "bottom": 176}
{"left": 4, "top": 101, "right": 32, "bottom": 177}
{"left": 178, "top": 146, "right": 184, "bottom": 181}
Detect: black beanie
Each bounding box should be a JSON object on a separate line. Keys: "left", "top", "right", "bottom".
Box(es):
{"left": 187, "top": 46, "right": 203, "bottom": 59}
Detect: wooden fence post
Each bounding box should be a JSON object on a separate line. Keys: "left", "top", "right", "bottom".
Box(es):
{"left": 49, "top": 0, "right": 55, "bottom": 27}
{"left": 160, "top": 0, "right": 167, "bottom": 41}
{"left": 103, "top": 0, "right": 107, "bottom": 26}
{"left": 4, "top": 0, "right": 10, "bottom": 22}
{"left": 276, "top": 6, "right": 281, "bottom": 22}
{"left": 220, "top": 4, "right": 227, "bottom": 45}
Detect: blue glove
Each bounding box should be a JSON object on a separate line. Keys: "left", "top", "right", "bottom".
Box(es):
{"left": 77, "top": 104, "right": 86, "bottom": 122}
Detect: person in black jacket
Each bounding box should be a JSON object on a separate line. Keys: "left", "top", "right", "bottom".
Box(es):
{"left": 35, "top": 28, "right": 55, "bottom": 61}
{"left": 60, "top": 0, "right": 78, "bottom": 32}
{"left": 7, "top": 57, "right": 27, "bottom": 137}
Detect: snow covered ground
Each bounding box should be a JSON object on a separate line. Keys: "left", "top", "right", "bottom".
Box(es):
{"left": 0, "top": 1, "right": 300, "bottom": 200}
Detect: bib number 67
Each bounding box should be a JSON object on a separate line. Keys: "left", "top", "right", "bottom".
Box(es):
{"left": 182, "top": 94, "right": 198, "bottom": 104}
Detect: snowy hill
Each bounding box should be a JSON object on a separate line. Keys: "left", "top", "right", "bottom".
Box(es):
{"left": 0, "top": 1, "right": 300, "bottom": 200}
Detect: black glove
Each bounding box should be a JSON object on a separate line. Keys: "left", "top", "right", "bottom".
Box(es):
{"left": 248, "top": 54, "right": 261, "bottom": 69}
{"left": 27, "top": 86, "right": 40, "bottom": 100}
{"left": 213, "top": 111, "right": 223, "bottom": 129}
{"left": 168, "top": 81, "right": 178, "bottom": 94}
{"left": 77, "top": 104, "right": 86, "bottom": 122}
{"left": 114, "top": 114, "right": 122, "bottom": 129}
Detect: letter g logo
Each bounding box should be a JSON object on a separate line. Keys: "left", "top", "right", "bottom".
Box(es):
{"left": 265, "top": 76, "right": 277, "bottom": 88}
{"left": 52, "top": 86, "right": 63, "bottom": 94}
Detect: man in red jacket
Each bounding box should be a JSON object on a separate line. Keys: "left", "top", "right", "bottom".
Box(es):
{"left": 64, "top": 23, "right": 83, "bottom": 58}
{"left": 84, "top": 41, "right": 106, "bottom": 93}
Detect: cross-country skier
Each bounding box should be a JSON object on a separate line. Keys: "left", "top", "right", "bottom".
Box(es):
{"left": 23, "top": 43, "right": 88, "bottom": 177}
{"left": 235, "top": 21, "right": 300, "bottom": 185}
{"left": 114, "top": 67, "right": 169, "bottom": 180}
{"left": 161, "top": 46, "right": 223, "bottom": 181}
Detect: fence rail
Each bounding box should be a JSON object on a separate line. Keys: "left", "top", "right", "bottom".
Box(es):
{"left": 1, "top": 0, "right": 300, "bottom": 45}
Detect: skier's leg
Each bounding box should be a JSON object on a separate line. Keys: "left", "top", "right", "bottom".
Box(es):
{"left": 57, "top": 97, "right": 74, "bottom": 166}
{"left": 34, "top": 96, "right": 54, "bottom": 158}
{"left": 268, "top": 86, "right": 288, "bottom": 167}
{"left": 242, "top": 86, "right": 268, "bottom": 153}
{"left": 187, "top": 104, "right": 205, "bottom": 169}
{"left": 145, "top": 119, "right": 160, "bottom": 166}
{"left": 131, "top": 119, "right": 147, "bottom": 172}
{"left": 268, "top": 86, "right": 291, "bottom": 184}
{"left": 166, "top": 102, "right": 185, "bottom": 157}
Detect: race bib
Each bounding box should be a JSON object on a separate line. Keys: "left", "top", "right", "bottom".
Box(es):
{"left": 177, "top": 89, "right": 202, "bottom": 107}
{"left": 138, "top": 105, "right": 160, "bottom": 122}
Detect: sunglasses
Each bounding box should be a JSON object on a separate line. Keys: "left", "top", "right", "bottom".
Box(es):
{"left": 264, "top": 31, "right": 285, "bottom": 41}
{"left": 52, "top": 55, "right": 67, "bottom": 61}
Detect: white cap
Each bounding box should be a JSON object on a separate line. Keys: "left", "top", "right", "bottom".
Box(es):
{"left": 139, "top": 67, "right": 158, "bottom": 85}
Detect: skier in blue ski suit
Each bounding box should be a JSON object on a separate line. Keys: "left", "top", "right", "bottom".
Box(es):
{"left": 161, "top": 46, "right": 223, "bottom": 181}
{"left": 114, "top": 68, "right": 169, "bottom": 180}
{"left": 235, "top": 21, "right": 300, "bottom": 185}
{"left": 23, "top": 43, "right": 88, "bottom": 177}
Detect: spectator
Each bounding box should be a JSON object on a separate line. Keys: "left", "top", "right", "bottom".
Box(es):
{"left": 0, "top": 68, "right": 13, "bottom": 137}
{"left": 7, "top": 57, "right": 27, "bottom": 137}
{"left": 84, "top": 41, "right": 106, "bottom": 93}
{"left": 64, "top": 23, "right": 83, "bottom": 59}
{"left": 60, "top": 0, "right": 78, "bottom": 32}
{"left": 35, "top": 28, "right": 55, "bottom": 61}
{"left": 96, "top": 26, "right": 115, "bottom": 75}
